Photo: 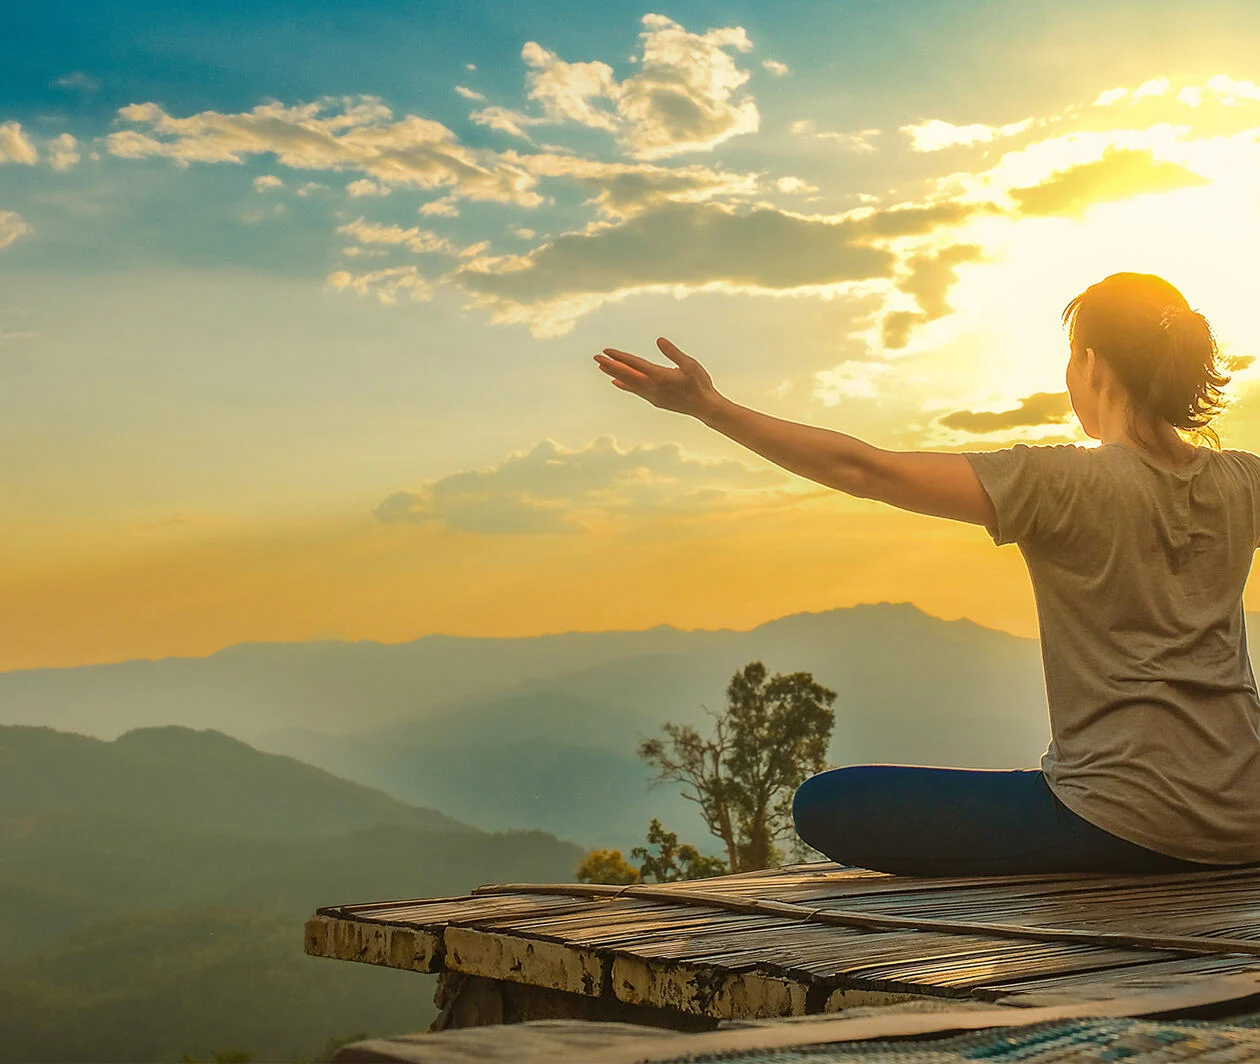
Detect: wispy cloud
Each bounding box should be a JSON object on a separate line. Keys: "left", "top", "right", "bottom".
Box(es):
{"left": 336, "top": 217, "right": 457, "bottom": 254}
{"left": 0, "top": 210, "right": 32, "bottom": 250}
{"left": 939, "top": 392, "right": 1074, "bottom": 434}
{"left": 507, "top": 151, "right": 758, "bottom": 219}
{"left": 53, "top": 71, "right": 100, "bottom": 93}
{"left": 325, "top": 265, "right": 432, "bottom": 303}
{"left": 790, "top": 120, "right": 879, "bottom": 153}
{"left": 107, "top": 97, "right": 544, "bottom": 207}
{"left": 902, "top": 117, "right": 1033, "bottom": 152}
{"left": 373, "top": 435, "right": 789, "bottom": 534}
{"left": 1008, "top": 147, "right": 1208, "bottom": 217}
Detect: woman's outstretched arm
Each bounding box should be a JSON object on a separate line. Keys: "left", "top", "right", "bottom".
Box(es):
{"left": 595, "top": 337, "right": 997, "bottom": 532}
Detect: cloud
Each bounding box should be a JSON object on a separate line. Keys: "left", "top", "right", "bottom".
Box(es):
{"left": 1093, "top": 73, "right": 1260, "bottom": 110}
{"left": 774, "top": 176, "right": 818, "bottom": 195}
{"left": 1009, "top": 147, "right": 1208, "bottom": 217}
{"left": 107, "top": 96, "right": 544, "bottom": 207}
{"left": 513, "top": 15, "right": 759, "bottom": 159}
{"left": 46, "top": 133, "right": 80, "bottom": 171}
{"left": 1203, "top": 75, "right": 1260, "bottom": 105}
{"left": 373, "top": 435, "right": 789, "bottom": 534}
{"left": 455, "top": 198, "right": 976, "bottom": 336}
{"left": 0, "top": 122, "right": 38, "bottom": 165}
{"left": 881, "top": 243, "right": 984, "bottom": 350}
{"left": 790, "top": 120, "right": 879, "bottom": 153}
{"left": 1093, "top": 77, "right": 1171, "bottom": 106}
{"left": 0, "top": 210, "right": 32, "bottom": 250}
{"left": 326, "top": 266, "right": 432, "bottom": 304}
{"left": 617, "top": 14, "right": 758, "bottom": 158}
{"left": 346, "top": 178, "right": 389, "bottom": 197}
{"left": 253, "top": 174, "right": 284, "bottom": 192}
{"left": 53, "top": 71, "right": 100, "bottom": 93}
{"left": 902, "top": 117, "right": 1033, "bottom": 151}
{"left": 336, "top": 217, "right": 457, "bottom": 254}
{"left": 419, "top": 196, "right": 460, "bottom": 216}
{"left": 508, "top": 150, "right": 758, "bottom": 218}
{"left": 521, "top": 41, "right": 621, "bottom": 131}
{"left": 939, "top": 392, "right": 1074, "bottom": 433}
{"left": 762, "top": 59, "right": 790, "bottom": 76}
{"left": 813, "top": 360, "right": 894, "bottom": 402}
{"left": 470, "top": 106, "right": 547, "bottom": 141}
{"left": 455, "top": 85, "right": 486, "bottom": 102}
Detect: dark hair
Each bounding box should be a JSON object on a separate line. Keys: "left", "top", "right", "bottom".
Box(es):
{"left": 1061, "top": 272, "right": 1230, "bottom": 449}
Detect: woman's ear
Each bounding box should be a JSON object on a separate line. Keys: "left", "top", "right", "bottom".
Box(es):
{"left": 1083, "top": 347, "right": 1099, "bottom": 388}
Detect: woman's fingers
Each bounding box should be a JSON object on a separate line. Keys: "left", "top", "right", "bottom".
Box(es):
{"left": 601, "top": 347, "right": 664, "bottom": 377}
{"left": 656, "top": 337, "right": 691, "bottom": 365}
{"left": 594, "top": 354, "right": 652, "bottom": 389}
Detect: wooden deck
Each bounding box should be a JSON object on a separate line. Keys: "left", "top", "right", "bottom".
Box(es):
{"left": 305, "top": 861, "right": 1260, "bottom": 1032}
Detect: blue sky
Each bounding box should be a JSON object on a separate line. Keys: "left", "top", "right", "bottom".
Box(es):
{"left": 6, "top": 0, "right": 1260, "bottom": 669}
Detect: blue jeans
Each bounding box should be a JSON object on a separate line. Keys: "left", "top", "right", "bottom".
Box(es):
{"left": 791, "top": 765, "right": 1255, "bottom": 876}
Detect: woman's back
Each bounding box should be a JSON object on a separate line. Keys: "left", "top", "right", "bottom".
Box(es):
{"left": 964, "top": 440, "right": 1260, "bottom": 864}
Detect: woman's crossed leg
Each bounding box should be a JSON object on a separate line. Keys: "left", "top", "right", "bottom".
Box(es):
{"left": 791, "top": 764, "right": 1241, "bottom": 876}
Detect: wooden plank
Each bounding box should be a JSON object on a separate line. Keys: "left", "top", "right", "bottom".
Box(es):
{"left": 611, "top": 953, "right": 808, "bottom": 1019}
{"left": 443, "top": 927, "right": 607, "bottom": 998}
{"left": 304, "top": 914, "right": 442, "bottom": 973}
{"left": 471, "top": 880, "right": 1260, "bottom": 958}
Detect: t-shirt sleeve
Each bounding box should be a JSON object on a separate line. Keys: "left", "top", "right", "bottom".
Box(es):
{"left": 961, "top": 444, "right": 1081, "bottom": 547}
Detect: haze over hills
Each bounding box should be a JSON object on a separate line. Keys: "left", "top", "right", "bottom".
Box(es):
{"left": 0, "top": 602, "right": 1074, "bottom": 850}
{"left": 9, "top": 602, "right": 1256, "bottom": 852}
{"left": 0, "top": 725, "right": 585, "bottom": 1063}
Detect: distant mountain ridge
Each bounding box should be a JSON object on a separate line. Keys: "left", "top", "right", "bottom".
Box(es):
{"left": 0, "top": 723, "right": 468, "bottom": 838}
{"left": 8, "top": 603, "right": 1258, "bottom": 852}
{"left": 0, "top": 602, "right": 1044, "bottom": 740}
{"left": 0, "top": 723, "right": 584, "bottom": 1063}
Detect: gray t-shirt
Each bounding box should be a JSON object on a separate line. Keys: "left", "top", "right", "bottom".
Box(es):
{"left": 963, "top": 440, "right": 1260, "bottom": 864}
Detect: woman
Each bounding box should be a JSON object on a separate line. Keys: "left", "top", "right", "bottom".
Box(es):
{"left": 595, "top": 271, "right": 1260, "bottom": 876}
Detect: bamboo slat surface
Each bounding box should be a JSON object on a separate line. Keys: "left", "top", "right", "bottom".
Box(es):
{"left": 306, "top": 862, "right": 1260, "bottom": 1016}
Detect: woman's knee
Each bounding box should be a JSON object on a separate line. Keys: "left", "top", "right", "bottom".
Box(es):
{"left": 792, "top": 765, "right": 879, "bottom": 852}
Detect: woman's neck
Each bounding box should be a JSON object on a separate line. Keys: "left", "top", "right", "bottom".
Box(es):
{"left": 1095, "top": 395, "right": 1198, "bottom": 466}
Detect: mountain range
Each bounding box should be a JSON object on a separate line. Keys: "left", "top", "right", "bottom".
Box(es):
{"left": 0, "top": 724, "right": 584, "bottom": 1062}
{"left": 0, "top": 602, "right": 1078, "bottom": 851}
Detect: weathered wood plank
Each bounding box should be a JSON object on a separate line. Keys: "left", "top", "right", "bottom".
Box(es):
{"left": 443, "top": 927, "right": 607, "bottom": 997}
{"left": 304, "top": 914, "right": 443, "bottom": 973}
{"left": 611, "top": 953, "right": 808, "bottom": 1018}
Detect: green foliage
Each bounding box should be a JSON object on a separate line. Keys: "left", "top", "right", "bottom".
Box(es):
{"left": 638, "top": 661, "right": 836, "bottom": 873}
{"left": 576, "top": 848, "right": 641, "bottom": 885}
{"left": 630, "top": 819, "right": 728, "bottom": 882}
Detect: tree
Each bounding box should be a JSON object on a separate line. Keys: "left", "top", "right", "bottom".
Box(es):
{"left": 576, "top": 848, "right": 641, "bottom": 885}
{"left": 631, "top": 818, "right": 727, "bottom": 882}
{"left": 638, "top": 661, "right": 836, "bottom": 873}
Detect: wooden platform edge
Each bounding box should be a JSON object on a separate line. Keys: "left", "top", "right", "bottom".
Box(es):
{"left": 305, "top": 914, "right": 444, "bottom": 974}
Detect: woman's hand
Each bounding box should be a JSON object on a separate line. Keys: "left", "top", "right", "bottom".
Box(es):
{"left": 594, "top": 337, "right": 724, "bottom": 420}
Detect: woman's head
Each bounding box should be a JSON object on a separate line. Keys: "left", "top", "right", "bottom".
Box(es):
{"left": 1062, "top": 272, "right": 1229, "bottom": 449}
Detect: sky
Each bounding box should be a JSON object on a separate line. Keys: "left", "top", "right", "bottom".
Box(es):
{"left": 6, "top": 0, "right": 1260, "bottom": 670}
